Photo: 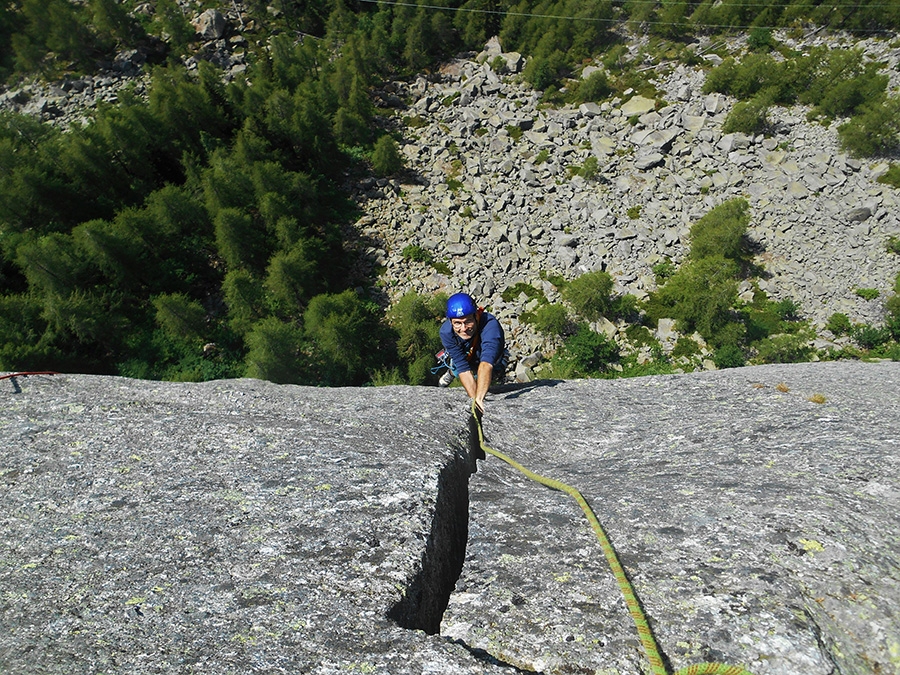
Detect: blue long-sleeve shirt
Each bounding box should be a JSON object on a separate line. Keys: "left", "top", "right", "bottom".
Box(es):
{"left": 439, "top": 310, "right": 505, "bottom": 375}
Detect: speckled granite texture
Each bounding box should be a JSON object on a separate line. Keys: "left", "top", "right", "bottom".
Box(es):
{"left": 2, "top": 362, "right": 899, "bottom": 675}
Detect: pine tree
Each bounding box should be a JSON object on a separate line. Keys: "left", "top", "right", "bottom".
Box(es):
{"left": 153, "top": 293, "right": 206, "bottom": 342}
{"left": 223, "top": 269, "right": 265, "bottom": 336}
{"left": 304, "top": 290, "right": 371, "bottom": 384}
{"left": 215, "top": 208, "right": 266, "bottom": 272}
{"left": 264, "top": 240, "right": 324, "bottom": 317}
{"left": 371, "top": 134, "right": 403, "bottom": 177}
{"left": 244, "top": 316, "right": 304, "bottom": 384}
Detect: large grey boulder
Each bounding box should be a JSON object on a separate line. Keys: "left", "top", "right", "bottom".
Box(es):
{"left": 3, "top": 362, "right": 899, "bottom": 675}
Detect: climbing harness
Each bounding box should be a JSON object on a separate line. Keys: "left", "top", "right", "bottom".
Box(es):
{"left": 0, "top": 371, "right": 59, "bottom": 381}
{"left": 470, "top": 402, "right": 755, "bottom": 675}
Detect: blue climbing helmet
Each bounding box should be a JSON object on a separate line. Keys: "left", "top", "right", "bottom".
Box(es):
{"left": 446, "top": 293, "right": 477, "bottom": 318}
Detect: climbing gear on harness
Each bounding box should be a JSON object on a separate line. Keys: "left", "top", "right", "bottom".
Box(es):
{"left": 432, "top": 349, "right": 458, "bottom": 383}
{"left": 470, "top": 401, "right": 756, "bottom": 675}
{"left": 433, "top": 343, "right": 510, "bottom": 386}
{"left": 446, "top": 292, "right": 478, "bottom": 318}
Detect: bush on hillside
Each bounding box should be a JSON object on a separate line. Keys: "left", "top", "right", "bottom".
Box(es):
{"left": 826, "top": 312, "right": 852, "bottom": 335}
{"left": 688, "top": 198, "right": 754, "bottom": 268}
{"left": 753, "top": 331, "right": 815, "bottom": 364}
{"left": 839, "top": 98, "right": 900, "bottom": 157}
{"left": 372, "top": 134, "right": 404, "bottom": 176}
{"left": 244, "top": 316, "right": 304, "bottom": 384}
{"left": 552, "top": 323, "right": 619, "bottom": 376}
{"left": 531, "top": 303, "right": 570, "bottom": 336}
{"left": 713, "top": 343, "right": 745, "bottom": 369}
{"left": 722, "top": 94, "right": 770, "bottom": 135}
{"left": 387, "top": 291, "right": 445, "bottom": 384}
{"left": 578, "top": 70, "right": 612, "bottom": 102}
{"left": 648, "top": 255, "right": 741, "bottom": 343}
{"left": 562, "top": 270, "right": 614, "bottom": 321}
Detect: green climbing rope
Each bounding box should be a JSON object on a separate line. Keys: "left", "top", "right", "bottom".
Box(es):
{"left": 471, "top": 404, "right": 755, "bottom": 675}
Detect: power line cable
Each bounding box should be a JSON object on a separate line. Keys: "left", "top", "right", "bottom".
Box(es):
{"left": 358, "top": 0, "right": 898, "bottom": 34}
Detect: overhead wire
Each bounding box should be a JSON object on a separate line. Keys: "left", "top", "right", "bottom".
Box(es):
{"left": 358, "top": 0, "right": 898, "bottom": 34}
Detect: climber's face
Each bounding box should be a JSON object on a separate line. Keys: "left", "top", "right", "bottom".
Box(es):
{"left": 451, "top": 314, "right": 476, "bottom": 340}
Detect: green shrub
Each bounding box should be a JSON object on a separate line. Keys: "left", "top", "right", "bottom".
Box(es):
{"left": 562, "top": 270, "right": 614, "bottom": 321}
{"left": 886, "top": 236, "right": 900, "bottom": 255}
{"left": 688, "top": 198, "right": 752, "bottom": 266}
{"left": 748, "top": 27, "right": 774, "bottom": 51}
{"left": 826, "top": 312, "right": 852, "bottom": 335}
{"left": 304, "top": 290, "right": 373, "bottom": 385}
{"left": 372, "top": 134, "right": 404, "bottom": 177}
{"left": 880, "top": 342, "right": 900, "bottom": 361}
{"left": 851, "top": 323, "right": 890, "bottom": 349}
{"left": 652, "top": 258, "right": 676, "bottom": 283}
{"left": 647, "top": 256, "right": 740, "bottom": 342}
{"left": 430, "top": 260, "right": 452, "bottom": 275}
{"left": 505, "top": 125, "right": 523, "bottom": 142}
{"left": 877, "top": 165, "right": 900, "bottom": 190}
{"left": 152, "top": 293, "right": 205, "bottom": 342}
{"left": 722, "top": 95, "right": 770, "bottom": 135}
{"left": 244, "top": 316, "right": 303, "bottom": 384}
{"left": 671, "top": 336, "right": 700, "bottom": 359}
{"left": 742, "top": 293, "right": 804, "bottom": 342}
{"left": 580, "top": 156, "right": 599, "bottom": 179}
{"left": 540, "top": 270, "right": 568, "bottom": 289}
{"left": 404, "top": 115, "right": 427, "bottom": 128}
{"left": 370, "top": 367, "right": 405, "bottom": 386}
{"left": 531, "top": 303, "right": 570, "bottom": 336}
{"left": 713, "top": 343, "right": 745, "bottom": 369}
{"left": 839, "top": 98, "right": 900, "bottom": 157}
{"left": 703, "top": 54, "right": 778, "bottom": 100}
{"left": 625, "top": 324, "right": 656, "bottom": 348}
{"left": 402, "top": 244, "right": 433, "bottom": 263}
{"left": 579, "top": 70, "right": 612, "bottom": 102}
{"left": 568, "top": 156, "right": 600, "bottom": 179}
{"left": 501, "top": 282, "right": 546, "bottom": 304}
{"left": 553, "top": 324, "right": 619, "bottom": 376}
{"left": 855, "top": 287, "right": 880, "bottom": 300}
{"left": 773, "top": 297, "right": 801, "bottom": 321}
{"left": 626, "top": 205, "right": 641, "bottom": 219}
{"left": 524, "top": 49, "right": 568, "bottom": 90}
{"left": 534, "top": 149, "right": 550, "bottom": 165}
{"left": 753, "top": 332, "right": 814, "bottom": 364}
{"left": 387, "top": 291, "right": 445, "bottom": 384}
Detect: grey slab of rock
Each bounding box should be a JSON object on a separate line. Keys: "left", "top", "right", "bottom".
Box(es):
{"left": 0, "top": 374, "right": 501, "bottom": 675}
{"left": 621, "top": 95, "right": 656, "bottom": 117}
{"left": 634, "top": 152, "right": 665, "bottom": 170}
{"left": 4, "top": 362, "right": 899, "bottom": 675}
{"left": 445, "top": 361, "right": 900, "bottom": 675}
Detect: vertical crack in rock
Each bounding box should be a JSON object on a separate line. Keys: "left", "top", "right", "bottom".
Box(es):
{"left": 387, "top": 443, "right": 472, "bottom": 634}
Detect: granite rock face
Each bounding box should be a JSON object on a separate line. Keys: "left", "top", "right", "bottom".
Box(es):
{"left": 2, "top": 362, "right": 900, "bottom": 675}
{"left": 448, "top": 360, "right": 900, "bottom": 674}
{"left": 0, "top": 374, "right": 499, "bottom": 674}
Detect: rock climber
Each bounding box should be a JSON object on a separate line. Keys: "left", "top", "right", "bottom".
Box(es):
{"left": 436, "top": 292, "right": 507, "bottom": 413}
